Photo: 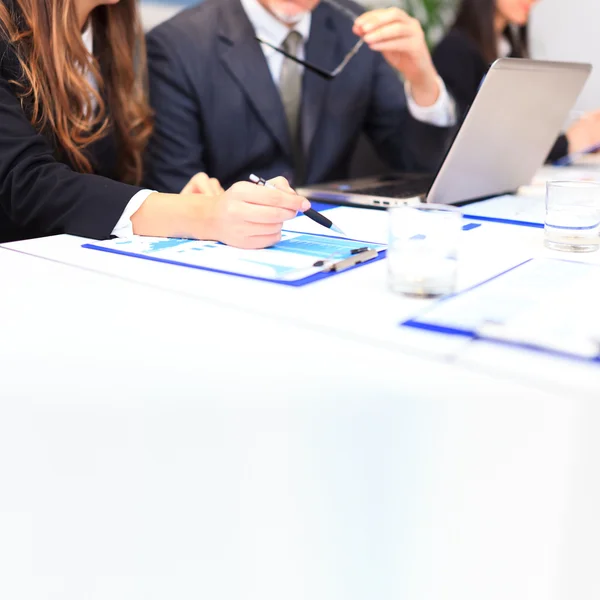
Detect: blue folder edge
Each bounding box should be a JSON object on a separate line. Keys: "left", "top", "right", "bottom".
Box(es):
{"left": 81, "top": 236, "right": 386, "bottom": 288}
{"left": 462, "top": 213, "right": 544, "bottom": 229}
{"left": 400, "top": 258, "right": 600, "bottom": 365}
{"left": 311, "top": 201, "right": 544, "bottom": 229}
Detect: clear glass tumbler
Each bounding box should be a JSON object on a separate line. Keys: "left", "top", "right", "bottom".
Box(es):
{"left": 388, "top": 204, "right": 463, "bottom": 297}
{"left": 544, "top": 181, "right": 600, "bottom": 252}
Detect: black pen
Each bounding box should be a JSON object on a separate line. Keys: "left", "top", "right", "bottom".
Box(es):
{"left": 249, "top": 174, "right": 347, "bottom": 236}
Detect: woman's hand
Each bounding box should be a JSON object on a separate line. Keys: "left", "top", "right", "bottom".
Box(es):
{"left": 208, "top": 177, "right": 308, "bottom": 248}
{"left": 181, "top": 172, "right": 224, "bottom": 196}
{"left": 132, "top": 177, "right": 309, "bottom": 249}
{"left": 566, "top": 110, "right": 600, "bottom": 154}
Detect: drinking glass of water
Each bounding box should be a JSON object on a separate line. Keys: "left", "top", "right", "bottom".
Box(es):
{"left": 544, "top": 181, "right": 600, "bottom": 252}
{"left": 388, "top": 204, "right": 463, "bottom": 297}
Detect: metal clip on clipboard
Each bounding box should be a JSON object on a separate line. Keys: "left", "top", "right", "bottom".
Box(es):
{"left": 324, "top": 249, "right": 379, "bottom": 272}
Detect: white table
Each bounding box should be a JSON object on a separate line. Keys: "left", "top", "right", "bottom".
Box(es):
{"left": 2, "top": 248, "right": 600, "bottom": 600}
{"left": 4, "top": 201, "right": 599, "bottom": 397}
{"left": 2, "top": 164, "right": 600, "bottom": 599}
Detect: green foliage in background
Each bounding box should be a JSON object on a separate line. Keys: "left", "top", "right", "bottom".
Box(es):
{"left": 403, "top": 0, "right": 458, "bottom": 47}
{"left": 360, "top": 0, "right": 458, "bottom": 48}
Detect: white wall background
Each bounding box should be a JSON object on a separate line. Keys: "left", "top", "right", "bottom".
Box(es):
{"left": 529, "top": 0, "right": 600, "bottom": 113}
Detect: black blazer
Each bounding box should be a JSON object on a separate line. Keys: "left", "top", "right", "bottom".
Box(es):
{"left": 433, "top": 29, "right": 569, "bottom": 163}
{"left": 0, "top": 20, "right": 142, "bottom": 243}
{"left": 144, "top": 0, "right": 454, "bottom": 192}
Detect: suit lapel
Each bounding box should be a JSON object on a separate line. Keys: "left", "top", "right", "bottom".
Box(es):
{"left": 301, "top": 5, "right": 340, "bottom": 161}
{"left": 217, "top": 0, "right": 292, "bottom": 158}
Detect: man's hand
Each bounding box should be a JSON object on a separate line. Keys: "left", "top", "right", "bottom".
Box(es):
{"left": 181, "top": 172, "right": 225, "bottom": 196}
{"left": 353, "top": 8, "right": 441, "bottom": 107}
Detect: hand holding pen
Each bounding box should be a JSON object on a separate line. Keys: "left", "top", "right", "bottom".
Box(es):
{"left": 250, "top": 174, "right": 347, "bottom": 236}
{"left": 204, "top": 177, "right": 310, "bottom": 249}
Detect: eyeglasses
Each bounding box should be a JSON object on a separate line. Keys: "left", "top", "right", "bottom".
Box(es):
{"left": 255, "top": 0, "right": 364, "bottom": 81}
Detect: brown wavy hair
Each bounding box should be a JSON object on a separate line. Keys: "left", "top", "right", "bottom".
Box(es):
{"left": 0, "top": 0, "right": 153, "bottom": 184}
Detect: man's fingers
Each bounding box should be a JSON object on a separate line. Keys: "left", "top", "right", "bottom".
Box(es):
{"left": 355, "top": 7, "right": 410, "bottom": 29}
{"left": 368, "top": 39, "right": 416, "bottom": 54}
{"left": 362, "top": 22, "right": 414, "bottom": 46}
{"left": 354, "top": 8, "right": 410, "bottom": 35}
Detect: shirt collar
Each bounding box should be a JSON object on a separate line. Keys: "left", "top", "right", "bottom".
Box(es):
{"left": 240, "top": 0, "right": 312, "bottom": 47}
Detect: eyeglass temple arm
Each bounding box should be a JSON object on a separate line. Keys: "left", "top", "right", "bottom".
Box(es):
{"left": 321, "top": 0, "right": 365, "bottom": 78}
{"left": 331, "top": 39, "right": 364, "bottom": 77}
{"left": 255, "top": 36, "right": 334, "bottom": 80}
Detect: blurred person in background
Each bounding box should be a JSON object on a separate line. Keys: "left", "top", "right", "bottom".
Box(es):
{"left": 144, "top": 0, "right": 458, "bottom": 195}
{"left": 433, "top": 0, "right": 600, "bottom": 163}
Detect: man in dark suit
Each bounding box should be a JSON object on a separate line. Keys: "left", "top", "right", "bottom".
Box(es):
{"left": 144, "top": 0, "right": 457, "bottom": 194}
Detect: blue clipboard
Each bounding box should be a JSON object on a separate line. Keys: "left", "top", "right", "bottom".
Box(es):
{"left": 82, "top": 232, "right": 386, "bottom": 288}
{"left": 400, "top": 258, "right": 600, "bottom": 365}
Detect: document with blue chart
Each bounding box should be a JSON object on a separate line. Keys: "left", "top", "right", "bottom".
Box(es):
{"left": 82, "top": 232, "right": 386, "bottom": 285}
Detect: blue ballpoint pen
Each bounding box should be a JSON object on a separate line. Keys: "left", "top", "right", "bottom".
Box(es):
{"left": 249, "top": 174, "right": 347, "bottom": 236}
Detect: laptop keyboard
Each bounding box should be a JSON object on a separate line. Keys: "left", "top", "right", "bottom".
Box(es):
{"left": 349, "top": 178, "right": 434, "bottom": 199}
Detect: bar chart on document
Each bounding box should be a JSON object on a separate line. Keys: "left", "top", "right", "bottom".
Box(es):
{"left": 83, "top": 233, "right": 385, "bottom": 282}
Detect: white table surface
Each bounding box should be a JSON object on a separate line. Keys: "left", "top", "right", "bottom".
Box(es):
{"left": 2, "top": 248, "right": 600, "bottom": 600}
{"left": 4, "top": 200, "right": 600, "bottom": 397}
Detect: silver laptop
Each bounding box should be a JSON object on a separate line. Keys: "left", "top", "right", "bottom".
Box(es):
{"left": 298, "top": 58, "right": 592, "bottom": 207}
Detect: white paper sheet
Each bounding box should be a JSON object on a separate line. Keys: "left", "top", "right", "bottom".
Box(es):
{"left": 285, "top": 206, "right": 390, "bottom": 244}
{"left": 408, "top": 258, "right": 600, "bottom": 359}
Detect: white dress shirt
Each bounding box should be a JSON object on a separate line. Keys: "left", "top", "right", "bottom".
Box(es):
{"left": 240, "top": 0, "right": 456, "bottom": 127}
{"left": 82, "top": 26, "right": 154, "bottom": 238}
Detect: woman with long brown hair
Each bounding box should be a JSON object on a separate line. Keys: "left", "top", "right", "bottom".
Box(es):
{"left": 433, "top": 0, "right": 600, "bottom": 163}
{"left": 0, "top": 0, "right": 307, "bottom": 245}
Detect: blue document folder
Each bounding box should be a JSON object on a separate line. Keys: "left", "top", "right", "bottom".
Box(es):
{"left": 401, "top": 258, "right": 600, "bottom": 364}
{"left": 83, "top": 232, "right": 386, "bottom": 287}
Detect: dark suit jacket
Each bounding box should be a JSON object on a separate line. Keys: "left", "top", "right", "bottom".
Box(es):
{"left": 0, "top": 19, "right": 142, "bottom": 243}
{"left": 144, "top": 0, "right": 454, "bottom": 193}
{"left": 433, "top": 28, "right": 569, "bottom": 163}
